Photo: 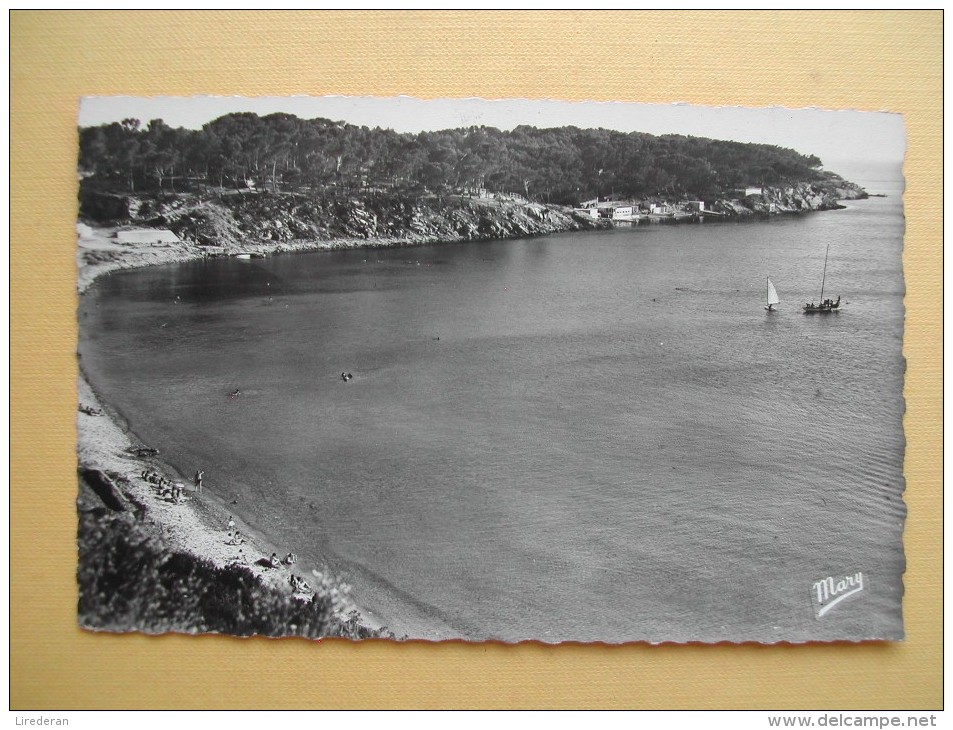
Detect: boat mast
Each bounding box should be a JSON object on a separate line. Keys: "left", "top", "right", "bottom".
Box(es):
{"left": 819, "top": 244, "right": 829, "bottom": 302}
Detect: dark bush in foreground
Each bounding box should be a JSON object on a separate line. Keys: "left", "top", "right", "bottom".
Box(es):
{"left": 77, "top": 507, "right": 384, "bottom": 640}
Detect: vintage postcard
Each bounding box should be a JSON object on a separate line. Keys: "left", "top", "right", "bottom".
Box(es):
{"left": 75, "top": 96, "right": 906, "bottom": 644}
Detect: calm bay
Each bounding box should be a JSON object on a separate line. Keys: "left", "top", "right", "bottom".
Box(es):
{"left": 78, "top": 179, "right": 905, "bottom": 643}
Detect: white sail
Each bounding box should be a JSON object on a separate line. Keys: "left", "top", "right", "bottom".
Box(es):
{"left": 766, "top": 277, "right": 781, "bottom": 306}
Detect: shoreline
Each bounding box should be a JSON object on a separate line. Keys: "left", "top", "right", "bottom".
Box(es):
{"left": 75, "top": 195, "right": 864, "bottom": 640}
{"left": 76, "top": 184, "right": 866, "bottom": 296}
{"left": 76, "top": 217, "right": 586, "bottom": 296}
{"left": 76, "top": 224, "right": 479, "bottom": 639}
{"left": 76, "top": 374, "right": 391, "bottom": 637}
{"left": 78, "top": 355, "right": 466, "bottom": 641}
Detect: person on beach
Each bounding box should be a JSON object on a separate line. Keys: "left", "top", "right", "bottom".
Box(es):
{"left": 269, "top": 553, "right": 282, "bottom": 569}
{"left": 284, "top": 553, "right": 297, "bottom": 565}
{"left": 194, "top": 470, "right": 204, "bottom": 491}
{"left": 290, "top": 575, "right": 311, "bottom": 594}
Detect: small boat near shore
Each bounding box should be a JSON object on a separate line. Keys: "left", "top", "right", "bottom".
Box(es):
{"left": 803, "top": 245, "right": 842, "bottom": 314}
{"left": 234, "top": 251, "right": 266, "bottom": 259}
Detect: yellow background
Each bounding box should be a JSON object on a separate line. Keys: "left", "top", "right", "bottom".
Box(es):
{"left": 10, "top": 10, "right": 942, "bottom": 709}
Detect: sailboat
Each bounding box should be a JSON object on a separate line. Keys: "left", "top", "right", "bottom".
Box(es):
{"left": 765, "top": 277, "right": 781, "bottom": 311}
{"left": 803, "top": 244, "right": 842, "bottom": 314}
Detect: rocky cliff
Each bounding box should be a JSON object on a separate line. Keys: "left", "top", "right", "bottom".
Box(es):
{"left": 79, "top": 176, "right": 867, "bottom": 251}
{"left": 80, "top": 190, "right": 608, "bottom": 249}
{"left": 710, "top": 179, "right": 867, "bottom": 217}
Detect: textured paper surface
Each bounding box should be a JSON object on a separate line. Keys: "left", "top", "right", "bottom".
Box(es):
{"left": 10, "top": 10, "right": 941, "bottom": 709}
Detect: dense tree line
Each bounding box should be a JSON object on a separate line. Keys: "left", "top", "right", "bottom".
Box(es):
{"left": 79, "top": 113, "right": 829, "bottom": 204}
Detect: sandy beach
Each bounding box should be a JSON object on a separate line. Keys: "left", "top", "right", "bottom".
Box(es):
{"left": 76, "top": 374, "right": 383, "bottom": 633}
{"left": 77, "top": 220, "right": 492, "bottom": 639}
{"left": 76, "top": 225, "right": 420, "bottom": 637}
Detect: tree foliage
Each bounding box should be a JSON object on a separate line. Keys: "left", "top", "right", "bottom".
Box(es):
{"left": 79, "top": 113, "right": 830, "bottom": 204}
{"left": 77, "top": 504, "right": 386, "bottom": 639}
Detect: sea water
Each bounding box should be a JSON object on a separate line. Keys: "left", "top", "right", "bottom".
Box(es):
{"left": 78, "top": 176, "right": 905, "bottom": 643}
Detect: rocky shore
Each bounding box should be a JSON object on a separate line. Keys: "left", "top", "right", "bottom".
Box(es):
{"left": 77, "top": 180, "right": 866, "bottom": 293}
{"left": 77, "top": 189, "right": 610, "bottom": 292}
{"left": 709, "top": 179, "right": 868, "bottom": 217}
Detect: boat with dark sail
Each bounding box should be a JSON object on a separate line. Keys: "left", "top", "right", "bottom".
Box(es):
{"left": 803, "top": 245, "right": 841, "bottom": 314}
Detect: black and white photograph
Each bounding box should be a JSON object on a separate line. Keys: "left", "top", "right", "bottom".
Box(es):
{"left": 75, "top": 96, "right": 906, "bottom": 644}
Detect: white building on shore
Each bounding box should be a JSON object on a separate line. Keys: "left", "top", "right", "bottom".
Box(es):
{"left": 611, "top": 205, "right": 637, "bottom": 220}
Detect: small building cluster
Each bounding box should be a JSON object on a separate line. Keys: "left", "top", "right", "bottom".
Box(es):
{"left": 573, "top": 198, "right": 708, "bottom": 222}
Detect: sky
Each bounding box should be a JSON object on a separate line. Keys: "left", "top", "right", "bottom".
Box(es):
{"left": 79, "top": 95, "right": 906, "bottom": 183}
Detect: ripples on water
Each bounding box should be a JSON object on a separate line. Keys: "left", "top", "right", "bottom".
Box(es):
{"left": 79, "top": 184, "right": 905, "bottom": 643}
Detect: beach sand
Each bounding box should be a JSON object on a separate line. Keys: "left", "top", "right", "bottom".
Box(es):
{"left": 75, "top": 225, "right": 401, "bottom": 636}
{"left": 77, "top": 375, "right": 378, "bottom": 632}
{"left": 76, "top": 223, "right": 476, "bottom": 640}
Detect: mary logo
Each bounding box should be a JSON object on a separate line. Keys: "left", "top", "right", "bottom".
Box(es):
{"left": 812, "top": 572, "right": 865, "bottom": 618}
